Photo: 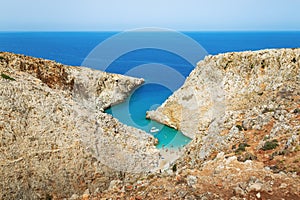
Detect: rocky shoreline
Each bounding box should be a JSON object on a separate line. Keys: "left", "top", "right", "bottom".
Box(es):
{"left": 0, "top": 52, "right": 160, "bottom": 199}
{"left": 1, "top": 49, "right": 299, "bottom": 199}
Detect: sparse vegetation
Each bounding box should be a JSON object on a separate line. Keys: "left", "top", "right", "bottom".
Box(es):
{"left": 172, "top": 164, "right": 177, "bottom": 172}
{"left": 223, "top": 61, "right": 233, "bottom": 70}
{"left": 0, "top": 56, "right": 5, "bottom": 60}
{"left": 293, "top": 158, "right": 300, "bottom": 163}
{"left": 236, "top": 125, "right": 243, "bottom": 131}
{"left": 237, "top": 152, "right": 257, "bottom": 162}
{"left": 261, "top": 59, "right": 266, "bottom": 69}
{"left": 262, "top": 139, "right": 279, "bottom": 151}
{"left": 293, "top": 108, "right": 300, "bottom": 114}
{"left": 1, "top": 73, "right": 16, "bottom": 81}
{"left": 278, "top": 150, "right": 289, "bottom": 156}
{"left": 263, "top": 135, "right": 270, "bottom": 141}
{"left": 269, "top": 150, "right": 289, "bottom": 160}
{"left": 235, "top": 143, "right": 250, "bottom": 154}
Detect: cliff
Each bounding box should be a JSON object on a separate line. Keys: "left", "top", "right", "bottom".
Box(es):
{"left": 106, "top": 48, "right": 299, "bottom": 199}
{"left": 147, "top": 48, "right": 299, "bottom": 158}
{"left": 1, "top": 48, "right": 300, "bottom": 199}
{"left": 0, "top": 52, "right": 160, "bottom": 199}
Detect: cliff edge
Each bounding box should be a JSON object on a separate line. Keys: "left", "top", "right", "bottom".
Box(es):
{"left": 131, "top": 48, "right": 300, "bottom": 199}
{"left": 84, "top": 48, "right": 299, "bottom": 200}
{"left": 0, "top": 52, "right": 159, "bottom": 199}
{"left": 147, "top": 48, "right": 299, "bottom": 158}
{"left": 1, "top": 48, "right": 300, "bottom": 199}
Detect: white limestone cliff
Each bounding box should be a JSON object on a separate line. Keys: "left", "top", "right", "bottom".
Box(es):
{"left": 0, "top": 52, "right": 159, "bottom": 199}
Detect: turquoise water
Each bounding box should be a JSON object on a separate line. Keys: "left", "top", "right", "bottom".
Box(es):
{"left": 105, "top": 83, "right": 192, "bottom": 148}
{"left": 1, "top": 31, "right": 299, "bottom": 148}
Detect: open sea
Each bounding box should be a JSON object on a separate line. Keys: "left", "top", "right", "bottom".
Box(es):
{"left": 1, "top": 31, "right": 300, "bottom": 148}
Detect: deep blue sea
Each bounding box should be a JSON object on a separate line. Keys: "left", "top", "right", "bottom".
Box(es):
{"left": 1, "top": 31, "right": 300, "bottom": 148}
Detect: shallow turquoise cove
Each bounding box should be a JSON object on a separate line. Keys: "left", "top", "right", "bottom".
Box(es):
{"left": 1, "top": 31, "right": 299, "bottom": 147}
{"left": 105, "top": 83, "right": 192, "bottom": 149}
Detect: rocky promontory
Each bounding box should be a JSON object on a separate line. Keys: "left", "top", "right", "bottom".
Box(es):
{"left": 0, "top": 52, "right": 160, "bottom": 199}
{"left": 140, "top": 48, "right": 299, "bottom": 199}
{"left": 1, "top": 48, "right": 299, "bottom": 199}
{"left": 147, "top": 48, "right": 299, "bottom": 159}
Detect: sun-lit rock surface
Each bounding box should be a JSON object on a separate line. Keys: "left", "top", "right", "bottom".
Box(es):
{"left": 1, "top": 48, "right": 300, "bottom": 199}
{"left": 139, "top": 48, "right": 300, "bottom": 199}
{"left": 147, "top": 48, "right": 300, "bottom": 159}
{"left": 0, "top": 52, "right": 159, "bottom": 199}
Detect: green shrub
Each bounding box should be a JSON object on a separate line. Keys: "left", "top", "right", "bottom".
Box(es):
{"left": 172, "top": 164, "right": 177, "bottom": 172}
{"left": 262, "top": 140, "right": 279, "bottom": 151}
{"left": 293, "top": 108, "right": 300, "bottom": 114}
{"left": 1, "top": 73, "right": 15, "bottom": 81}
{"left": 236, "top": 125, "right": 243, "bottom": 131}
{"left": 235, "top": 143, "right": 250, "bottom": 153}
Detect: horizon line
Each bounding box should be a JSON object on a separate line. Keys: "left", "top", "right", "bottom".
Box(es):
{"left": 1, "top": 29, "right": 300, "bottom": 33}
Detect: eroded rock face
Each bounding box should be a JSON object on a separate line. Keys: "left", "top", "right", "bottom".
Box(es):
{"left": 95, "top": 153, "right": 300, "bottom": 199}
{"left": 93, "top": 48, "right": 300, "bottom": 199}
{"left": 0, "top": 52, "right": 159, "bottom": 199}
{"left": 1, "top": 48, "right": 300, "bottom": 199}
{"left": 147, "top": 48, "right": 300, "bottom": 160}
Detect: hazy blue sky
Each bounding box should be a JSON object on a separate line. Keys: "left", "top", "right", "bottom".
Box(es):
{"left": 1, "top": 0, "right": 300, "bottom": 31}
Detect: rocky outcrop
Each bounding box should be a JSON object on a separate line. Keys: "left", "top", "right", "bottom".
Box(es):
{"left": 1, "top": 48, "right": 300, "bottom": 199}
{"left": 95, "top": 48, "right": 300, "bottom": 199}
{"left": 95, "top": 152, "right": 299, "bottom": 199}
{"left": 147, "top": 48, "right": 300, "bottom": 159}
{"left": 0, "top": 52, "right": 144, "bottom": 111}
{"left": 0, "top": 52, "right": 159, "bottom": 199}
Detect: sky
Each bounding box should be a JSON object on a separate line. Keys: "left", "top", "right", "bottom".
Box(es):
{"left": 1, "top": 0, "right": 300, "bottom": 31}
